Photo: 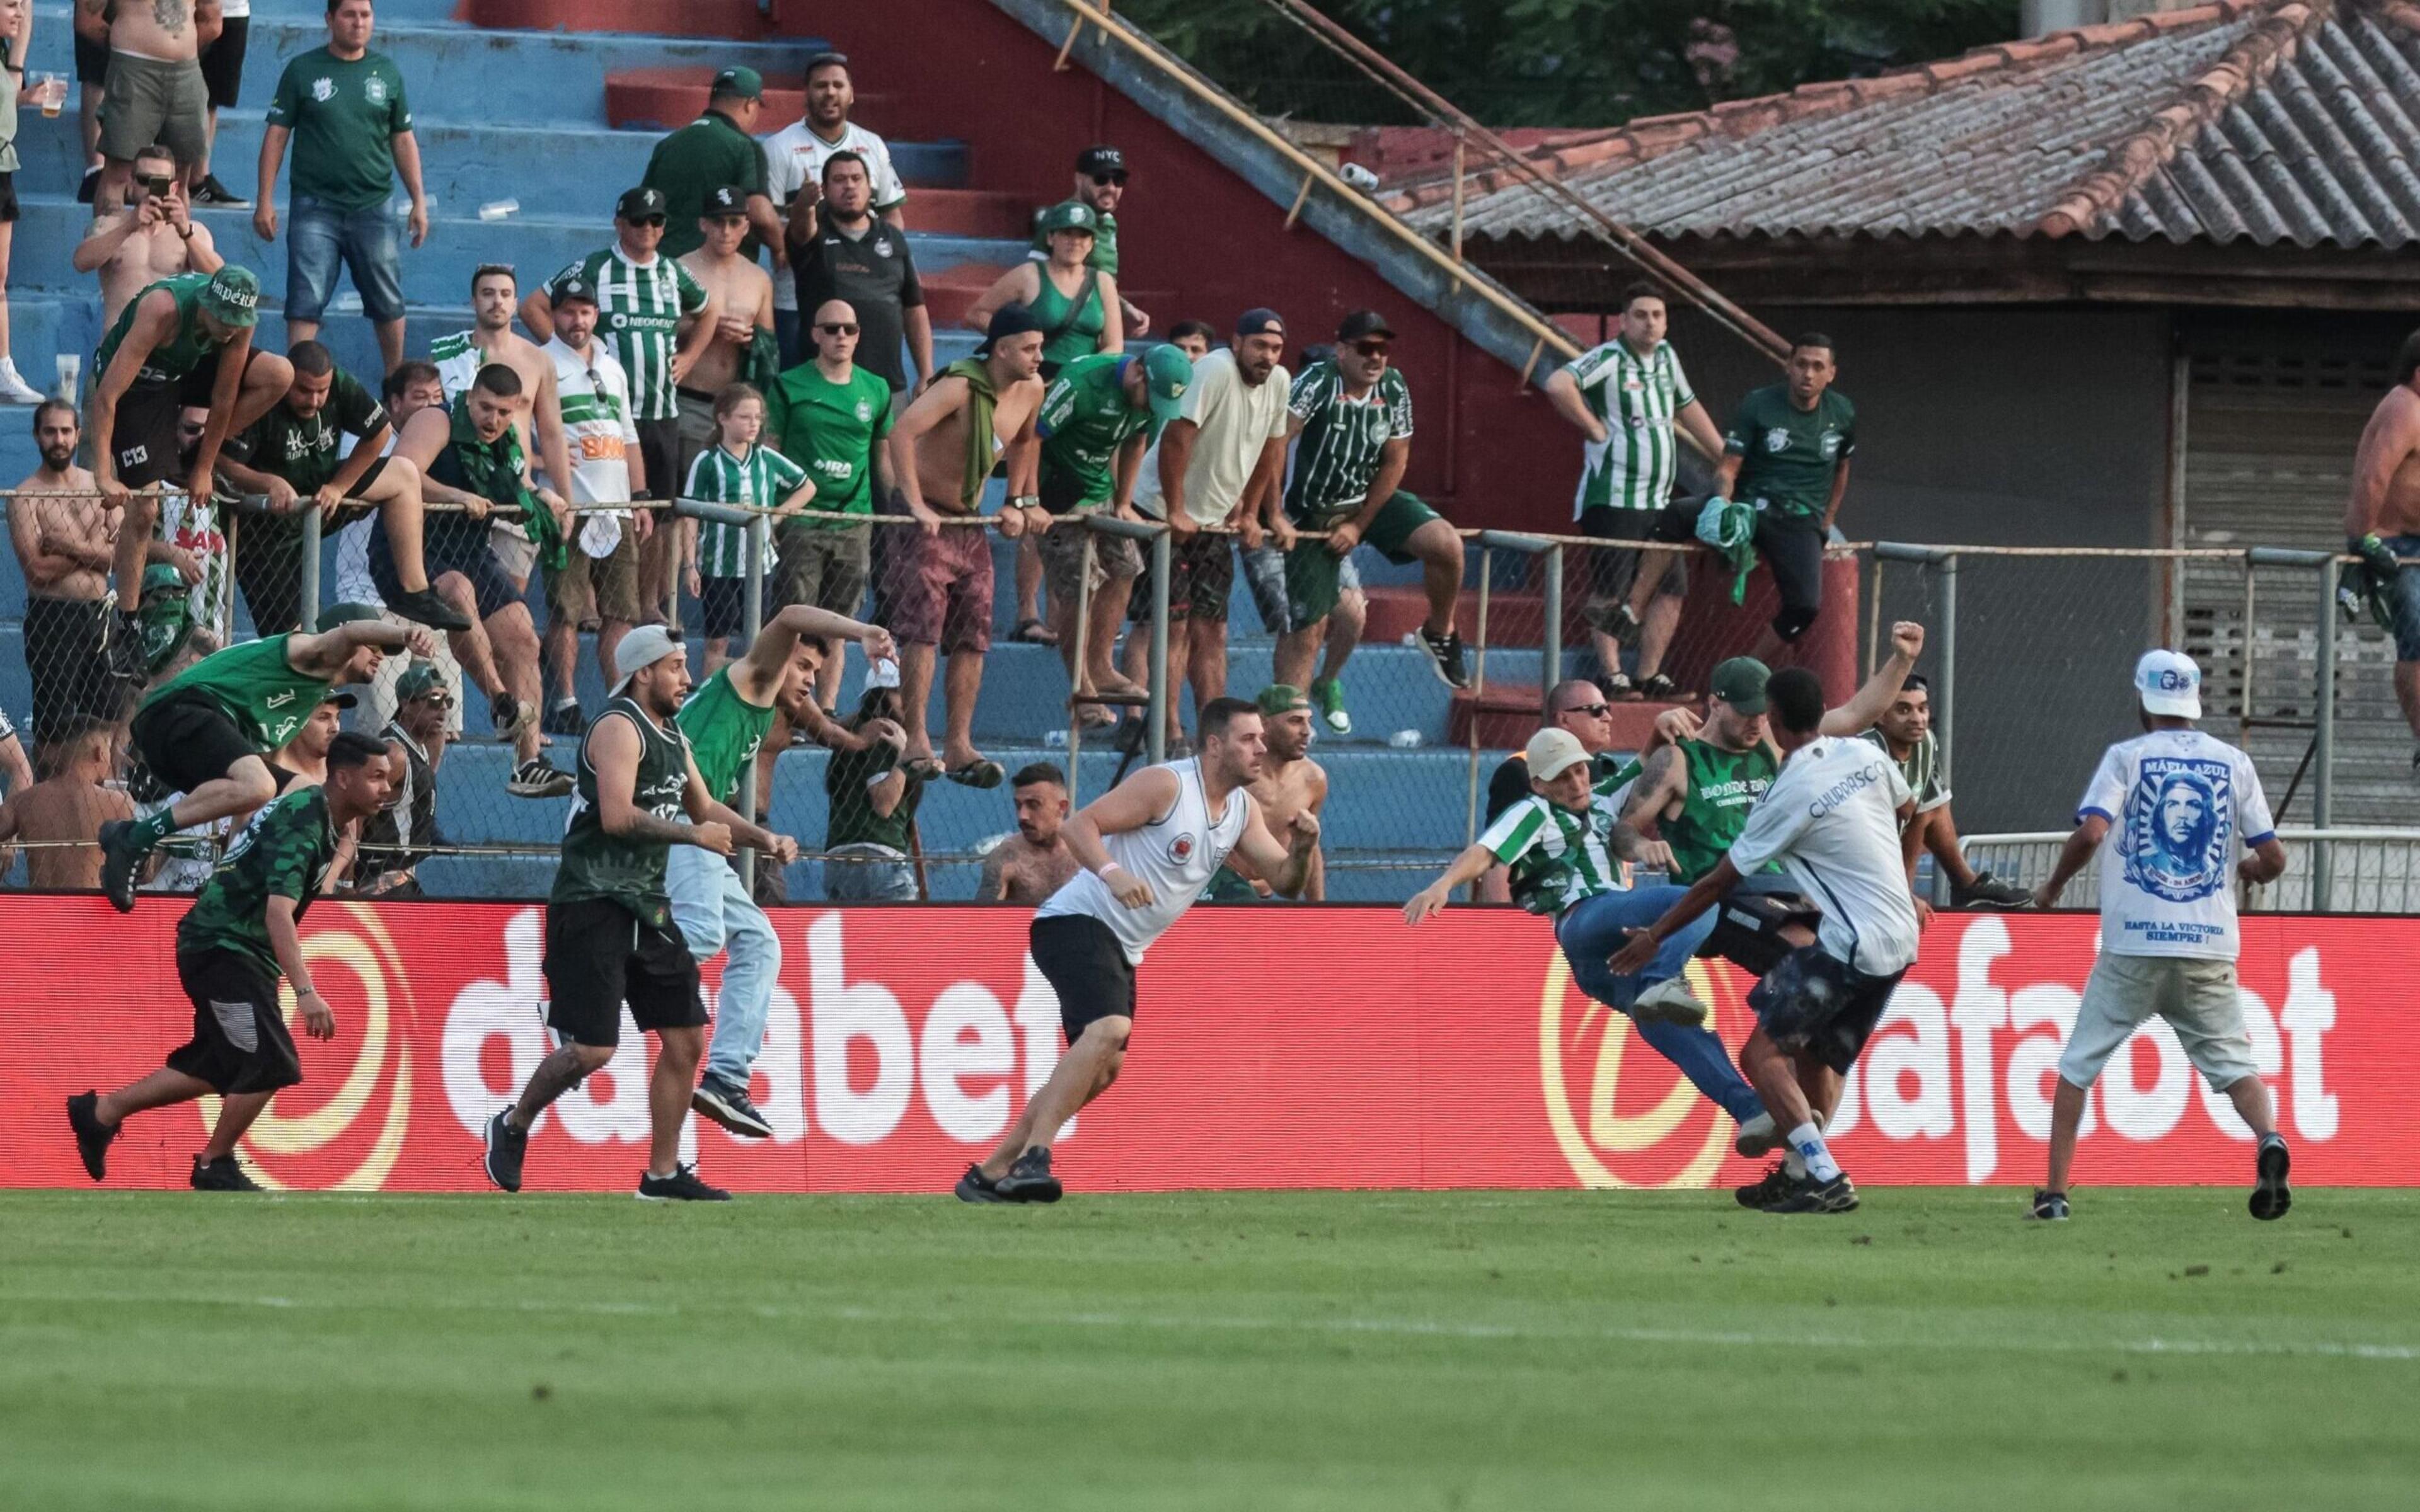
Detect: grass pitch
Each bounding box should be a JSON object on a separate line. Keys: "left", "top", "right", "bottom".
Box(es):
{"left": 2, "top": 1188, "right": 2414, "bottom": 1510}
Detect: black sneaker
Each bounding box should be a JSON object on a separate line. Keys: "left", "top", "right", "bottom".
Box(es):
{"left": 541, "top": 699, "right": 589, "bottom": 738}
{"left": 67, "top": 1091, "right": 118, "bottom": 1182}
{"left": 489, "top": 690, "right": 535, "bottom": 743}
{"left": 386, "top": 586, "right": 471, "bottom": 633}
{"left": 2029, "top": 1189, "right": 2071, "bottom": 1222}
{"left": 637, "top": 1163, "right": 731, "bottom": 1201}
{"left": 995, "top": 1145, "right": 1063, "bottom": 1203}
{"left": 96, "top": 818, "right": 143, "bottom": 915}
{"left": 1763, "top": 1171, "right": 1859, "bottom": 1214}
{"left": 2250, "top": 1133, "right": 2292, "bottom": 1221}
{"left": 1419, "top": 627, "right": 1472, "bottom": 689}
{"left": 1952, "top": 872, "right": 2034, "bottom": 910}
{"left": 691, "top": 1075, "right": 774, "bottom": 1140}
{"left": 508, "top": 758, "right": 575, "bottom": 799}
{"left": 1734, "top": 1161, "right": 1794, "bottom": 1210}
{"left": 955, "top": 1163, "right": 1012, "bottom": 1203}
{"left": 78, "top": 166, "right": 100, "bottom": 205}
{"left": 192, "top": 173, "right": 250, "bottom": 207}
{"left": 482, "top": 1108, "right": 527, "bottom": 1193}
{"left": 190, "top": 1154, "right": 264, "bottom": 1191}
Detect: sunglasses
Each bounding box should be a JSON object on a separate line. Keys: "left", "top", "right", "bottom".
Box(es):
{"left": 1090, "top": 171, "right": 1128, "bottom": 187}
{"left": 818, "top": 321, "right": 860, "bottom": 335}
{"left": 628, "top": 214, "right": 666, "bottom": 228}
{"left": 1349, "top": 339, "right": 1391, "bottom": 358}
{"left": 1562, "top": 702, "right": 1611, "bottom": 719}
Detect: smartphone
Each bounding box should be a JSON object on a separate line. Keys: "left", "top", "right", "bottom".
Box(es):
{"left": 143, "top": 176, "right": 175, "bottom": 198}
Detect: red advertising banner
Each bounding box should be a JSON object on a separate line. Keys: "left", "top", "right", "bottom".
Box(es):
{"left": 4, "top": 898, "right": 2402, "bottom": 1193}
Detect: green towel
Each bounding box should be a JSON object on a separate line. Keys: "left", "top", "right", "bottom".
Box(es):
{"left": 943, "top": 357, "right": 1000, "bottom": 512}
{"left": 1695, "top": 496, "right": 1759, "bottom": 605}
{"left": 744, "top": 326, "right": 783, "bottom": 391}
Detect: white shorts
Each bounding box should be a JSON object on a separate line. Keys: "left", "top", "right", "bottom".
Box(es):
{"left": 490, "top": 519, "right": 538, "bottom": 588}
{"left": 2056, "top": 953, "right": 2258, "bottom": 1092}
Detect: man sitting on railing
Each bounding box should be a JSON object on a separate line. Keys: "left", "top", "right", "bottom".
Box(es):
{"left": 1857, "top": 673, "right": 2030, "bottom": 910}
{"left": 1719, "top": 334, "right": 1855, "bottom": 668}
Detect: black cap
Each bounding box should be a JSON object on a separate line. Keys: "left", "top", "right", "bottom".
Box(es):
{"left": 975, "top": 302, "right": 1044, "bottom": 357}
{"left": 551, "top": 272, "right": 599, "bottom": 306}
{"left": 616, "top": 185, "right": 668, "bottom": 220}
{"left": 1076, "top": 144, "right": 1126, "bottom": 176}
{"left": 1236, "top": 307, "right": 1286, "bottom": 338}
{"left": 321, "top": 689, "right": 359, "bottom": 710}
{"left": 1337, "top": 309, "right": 1395, "bottom": 341}
{"left": 705, "top": 185, "right": 749, "bottom": 217}
{"left": 804, "top": 50, "right": 850, "bottom": 79}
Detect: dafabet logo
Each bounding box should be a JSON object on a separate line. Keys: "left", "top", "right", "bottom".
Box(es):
{"left": 1539, "top": 952, "right": 1736, "bottom": 1189}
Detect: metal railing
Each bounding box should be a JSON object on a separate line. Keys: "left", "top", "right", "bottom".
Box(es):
{"left": 1962, "top": 829, "right": 2420, "bottom": 915}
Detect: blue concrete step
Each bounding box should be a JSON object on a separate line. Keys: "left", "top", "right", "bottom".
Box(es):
{"left": 243, "top": 0, "right": 463, "bottom": 19}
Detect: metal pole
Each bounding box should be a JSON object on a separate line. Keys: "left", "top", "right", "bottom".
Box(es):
{"left": 1068, "top": 531, "right": 1097, "bottom": 808}
{"left": 1937, "top": 552, "right": 1958, "bottom": 794}
{"left": 1466, "top": 546, "right": 1490, "bottom": 854}
{"left": 1148, "top": 525, "right": 1170, "bottom": 766}
{"left": 737, "top": 510, "right": 768, "bottom": 893}
{"left": 1541, "top": 543, "right": 1564, "bottom": 723}
{"left": 299, "top": 505, "right": 322, "bottom": 631}
{"left": 2314, "top": 556, "right": 2337, "bottom": 910}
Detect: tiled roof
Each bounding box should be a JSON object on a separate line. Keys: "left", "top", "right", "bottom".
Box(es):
{"left": 1395, "top": 0, "right": 2420, "bottom": 249}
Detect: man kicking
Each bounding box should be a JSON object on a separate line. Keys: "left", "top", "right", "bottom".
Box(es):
{"left": 69, "top": 732, "right": 396, "bottom": 1191}
{"left": 2026, "top": 650, "right": 2291, "bottom": 1222}
{"left": 1611, "top": 668, "right": 1926, "bottom": 1214}
{"left": 679, "top": 604, "right": 893, "bottom": 1140}
{"left": 959, "top": 697, "right": 1320, "bottom": 1202}
{"left": 480, "top": 627, "right": 794, "bottom": 1201}
{"left": 99, "top": 603, "right": 431, "bottom": 910}
{"left": 1405, "top": 726, "right": 1771, "bottom": 1147}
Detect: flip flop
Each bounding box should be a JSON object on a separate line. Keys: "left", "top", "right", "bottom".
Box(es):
{"left": 902, "top": 756, "right": 947, "bottom": 783}
{"left": 946, "top": 759, "right": 1006, "bottom": 790}
{"left": 1011, "top": 619, "right": 1059, "bottom": 645}
{"left": 1077, "top": 704, "right": 1119, "bottom": 730}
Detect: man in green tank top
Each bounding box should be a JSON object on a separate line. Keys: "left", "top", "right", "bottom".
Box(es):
{"left": 100, "top": 602, "right": 432, "bottom": 913}
{"left": 481, "top": 627, "right": 793, "bottom": 1203}
{"left": 675, "top": 604, "right": 892, "bottom": 1141}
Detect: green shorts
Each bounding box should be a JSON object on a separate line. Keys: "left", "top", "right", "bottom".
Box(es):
{"left": 99, "top": 52, "right": 209, "bottom": 167}
{"left": 1284, "top": 490, "right": 1439, "bottom": 626}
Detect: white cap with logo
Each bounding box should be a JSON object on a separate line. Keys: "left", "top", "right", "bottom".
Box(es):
{"left": 2135, "top": 648, "right": 2201, "bottom": 720}
{"left": 1524, "top": 726, "right": 1593, "bottom": 782}
{"left": 611, "top": 624, "right": 684, "bottom": 696}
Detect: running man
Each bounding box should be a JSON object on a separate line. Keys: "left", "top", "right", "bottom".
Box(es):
{"left": 1610, "top": 668, "right": 1927, "bottom": 1214}
{"left": 977, "top": 763, "right": 1082, "bottom": 907}
{"left": 99, "top": 602, "right": 430, "bottom": 910}
{"left": 68, "top": 731, "right": 396, "bottom": 1191}
{"left": 680, "top": 603, "right": 892, "bottom": 1141}
{"left": 957, "top": 697, "right": 1319, "bottom": 1203}
{"left": 2026, "top": 650, "right": 2292, "bottom": 1222}
{"left": 1405, "top": 726, "right": 1771, "bottom": 1149}
{"left": 480, "top": 627, "right": 795, "bottom": 1201}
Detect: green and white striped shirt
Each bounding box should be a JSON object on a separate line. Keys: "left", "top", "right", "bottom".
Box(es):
{"left": 1284, "top": 358, "right": 1414, "bottom": 524}
{"left": 1564, "top": 338, "right": 1694, "bottom": 517}
{"left": 548, "top": 246, "right": 709, "bottom": 421}
{"left": 686, "top": 442, "right": 808, "bottom": 578}
{"left": 1480, "top": 780, "right": 1629, "bottom": 917}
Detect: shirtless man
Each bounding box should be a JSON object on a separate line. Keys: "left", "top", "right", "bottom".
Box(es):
{"left": 72, "top": 144, "right": 223, "bottom": 327}
{"left": 979, "top": 763, "right": 1082, "bottom": 905}
{"left": 0, "top": 715, "right": 135, "bottom": 891}
{"left": 76, "top": 0, "right": 221, "bottom": 213}
{"left": 887, "top": 305, "right": 1047, "bottom": 790}
{"left": 1213, "top": 684, "right": 1330, "bottom": 902}
{"left": 430, "top": 264, "right": 576, "bottom": 592}
{"left": 2346, "top": 329, "right": 2420, "bottom": 770}
{"left": 676, "top": 185, "right": 778, "bottom": 486}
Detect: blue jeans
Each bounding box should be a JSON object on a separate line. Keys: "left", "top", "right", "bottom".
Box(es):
{"left": 822, "top": 844, "right": 917, "bottom": 901}
{"left": 1555, "top": 885, "right": 1765, "bottom": 1125}
{"left": 2383, "top": 535, "right": 2420, "bottom": 662}
{"left": 667, "top": 843, "right": 781, "bottom": 1089}
{"left": 285, "top": 192, "right": 406, "bottom": 324}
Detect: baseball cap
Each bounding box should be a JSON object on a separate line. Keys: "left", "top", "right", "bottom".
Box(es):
{"left": 200, "top": 266, "right": 260, "bottom": 328}
{"left": 1076, "top": 145, "right": 1126, "bottom": 176}
{"left": 616, "top": 185, "right": 669, "bottom": 220}
{"left": 1036, "top": 199, "right": 1098, "bottom": 236}
{"left": 712, "top": 66, "right": 763, "bottom": 100}
{"left": 1337, "top": 309, "right": 1395, "bottom": 342}
{"left": 1255, "top": 684, "right": 1311, "bottom": 717}
{"left": 1708, "top": 656, "right": 1771, "bottom": 714}
{"left": 1139, "top": 344, "right": 1192, "bottom": 424}
{"left": 705, "top": 185, "right": 749, "bottom": 218}
{"left": 320, "top": 689, "right": 359, "bottom": 710}
{"left": 140, "top": 563, "right": 187, "bottom": 602}
{"left": 551, "top": 272, "right": 599, "bottom": 306}
{"left": 317, "top": 602, "right": 386, "bottom": 631}
{"left": 1236, "top": 307, "right": 1286, "bottom": 338}
{"left": 611, "top": 624, "right": 684, "bottom": 696}
{"left": 395, "top": 662, "right": 451, "bottom": 705}
{"left": 1524, "top": 726, "right": 1591, "bottom": 782}
{"left": 2135, "top": 648, "right": 2202, "bottom": 719}
{"left": 975, "top": 302, "right": 1044, "bottom": 357}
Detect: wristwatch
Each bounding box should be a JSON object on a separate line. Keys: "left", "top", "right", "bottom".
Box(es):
{"left": 1011, "top": 494, "right": 1039, "bottom": 510}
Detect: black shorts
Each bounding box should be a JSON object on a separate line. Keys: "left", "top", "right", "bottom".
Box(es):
{"left": 130, "top": 687, "right": 260, "bottom": 796}
{"left": 635, "top": 417, "right": 683, "bottom": 510}
{"left": 24, "top": 595, "right": 131, "bottom": 738}
{"left": 372, "top": 512, "right": 522, "bottom": 623}
{"left": 1697, "top": 876, "right": 1823, "bottom": 976}
{"left": 0, "top": 171, "right": 17, "bottom": 225}
{"left": 1580, "top": 503, "right": 1692, "bottom": 610}
{"left": 199, "top": 15, "right": 249, "bottom": 109}
{"left": 543, "top": 896, "right": 706, "bottom": 1048}
{"left": 107, "top": 350, "right": 261, "bottom": 487}
{"left": 1030, "top": 913, "right": 1136, "bottom": 1043}
{"left": 1748, "top": 945, "right": 1907, "bottom": 1075}
{"left": 76, "top": 29, "right": 108, "bottom": 84}
{"left": 698, "top": 575, "right": 750, "bottom": 640}
{"left": 1129, "top": 529, "right": 1233, "bottom": 626}
{"left": 1752, "top": 512, "right": 1825, "bottom": 637}
{"left": 168, "top": 950, "right": 303, "bottom": 1095}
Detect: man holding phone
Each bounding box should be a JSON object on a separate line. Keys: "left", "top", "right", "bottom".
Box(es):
{"left": 73, "top": 144, "right": 223, "bottom": 328}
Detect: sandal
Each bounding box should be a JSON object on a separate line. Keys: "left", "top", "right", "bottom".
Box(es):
{"left": 902, "top": 756, "right": 947, "bottom": 783}
{"left": 1601, "top": 672, "right": 1641, "bottom": 702}
{"left": 1011, "top": 619, "right": 1059, "bottom": 645}
{"left": 1634, "top": 673, "right": 1691, "bottom": 702}
{"left": 945, "top": 759, "right": 1006, "bottom": 789}
{"left": 1076, "top": 704, "right": 1119, "bottom": 731}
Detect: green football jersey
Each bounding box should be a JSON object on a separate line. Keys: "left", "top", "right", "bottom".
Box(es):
{"left": 1661, "top": 740, "right": 1780, "bottom": 885}
{"left": 176, "top": 786, "right": 337, "bottom": 976}
{"left": 1479, "top": 775, "right": 1630, "bottom": 917}
{"left": 139, "top": 634, "right": 331, "bottom": 752}
{"left": 686, "top": 442, "right": 809, "bottom": 579}
{"left": 95, "top": 273, "right": 228, "bottom": 384}
{"left": 547, "top": 247, "right": 708, "bottom": 420}
{"left": 1284, "top": 359, "right": 1414, "bottom": 524}
{"left": 554, "top": 697, "right": 694, "bottom": 920}
{"left": 1725, "top": 383, "right": 1856, "bottom": 521}
{"left": 1563, "top": 337, "right": 1693, "bottom": 517}
{"left": 1037, "top": 352, "right": 1153, "bottom": 510}
{"left": 677, "top": 667, "right": 776, "bottom": 806}
{"left": 766, "top": 361, "right": 892, "bottom": 522}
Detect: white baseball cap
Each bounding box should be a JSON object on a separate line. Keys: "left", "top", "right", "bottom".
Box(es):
{"left": 2135, "top": 648, "right": 2201, "bottom": 719}
{"left": 1525, "top": 726, "right": 1593, "bottom": 782}
{"left": 611, "top": 624, "right": 683, "bottom": 696}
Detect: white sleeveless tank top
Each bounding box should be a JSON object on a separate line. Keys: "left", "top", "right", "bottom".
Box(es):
{"left": 1036, "top": 759, "right": 1254, "bottom": 962}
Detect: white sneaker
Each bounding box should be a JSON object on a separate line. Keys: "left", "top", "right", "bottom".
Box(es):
{"left": 0, "top": 358, "right": 45, "bottom": 404}
{"left": 1734, "top": 1111, "right": 1780, "bottom": 1157}
{"left": 1630, "top": 976, "right": 1708, "bottom": 1027}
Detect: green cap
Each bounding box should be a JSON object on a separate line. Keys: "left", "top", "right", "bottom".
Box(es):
{"left": 200, "top": 266, "right": 261, "bottom": 328}
{"left": 712, "top": 66, "right": 764, "bottom": 100}
{"left": 317, "top": 601, "right": 386, "bottom": 631}
{"left": 140, "top": 563, "right": 187, "bottom": 602}
{"left": 395, "top": 661, "right": 451, "bottom": 704}
{"left": 1708, "top": 656, "right": 1770, "bottom": 714}
{"left": 1139, "top": 344, "right": 1193, "bottom": 425}
{"left": 1255, "top": 684, "right": 1311, "bottom": 717}
{"left": 1037, "top": 199, "right": 1099, "bottom": 236}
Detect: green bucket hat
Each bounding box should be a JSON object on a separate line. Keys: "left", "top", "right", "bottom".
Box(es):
{"left": 200, "top": 266, "right": 262, "bottom": 328}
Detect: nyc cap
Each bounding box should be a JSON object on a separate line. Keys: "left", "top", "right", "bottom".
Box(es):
{"left": 1708, "top": 656, "right": 1771, "bottom": 714}
{"left": 611, "top": 624, "right": 683, "bottom": 695}
{"left": 1139, "top": 344, "right": 1192, "bottom": 424}
{"left": 1525, "top": 727, "right": 1592, "bottom": 782}
{"left": 201, "top": 266, "right": 261, "bottom": 328}
{"left": 2135, "top": 648, "right": 2202, "bottom": 719}
{"left": 1076, "top": 144, "right": 1126, "bottom": 176}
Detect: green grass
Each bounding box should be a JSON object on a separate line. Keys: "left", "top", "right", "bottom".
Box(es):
{"left": 2, "top": 1189, "right": 2415, "bottom": 1510}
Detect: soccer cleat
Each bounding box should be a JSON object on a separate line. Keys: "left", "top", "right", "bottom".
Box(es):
{"left": 1734, "top": 1161, "right": 1795, "bottom": 1210}
{"left": 190, "top": 1154, "right": 264, "bottom": 1192}
{"left": 2250, "top": 1133, "right": 2292, "bottom": 1221}
{"left": 96, "top": 819, "right": 142, "bottom": 914}
{"left": 482, "top": 1108, "right": 527, "bottom": 1193}
{"left": 2029, "top": 1189, "right": 2071, "bottom": 1222}
{"left": 1630, "top": 976, "right": 1709, "bottom": 1027}
{"left": 1763, "top": 1171, "right": 1860, "bottom": 1214}
{"left": 489, "top": 690, "right": 536, "bottom": 743}
{"left": 67, "top": 1092, "right": 118, "bottom": 1182}
{"left": 1734, "top": 1111, "right": 1781, "bottom": 1158}
{"left": 996, "top": 1146, "right": 1063, "bottom": 1203}
{"left": 541, "top": 699, "right": 589, "bottom": 738}
{"left": 508, "top": 758, "right": 575, "bottom": 799}
{"left": 691, "top": 1076, "right": 775, "bottom": 1140}
{"left": 385, "top": 586, "right": 471, "bottom": 633}
{"left": 192, "top": 173, "right": 250, "bottom": 207}
{"left": 1311, "top": 675, "right": 1353, "bottom": 736}
{"left": 637, "top": 1164, "right": 731, "bottom": 1201}
{"left": 1952, "top": 872, "right": 2034, "bottom": 910}
{"left": 955, "top": 1163, "right": 1013, "bottom": 1203}
{"left": 1420, "top": 627, "right": 1472, "bottom": 690}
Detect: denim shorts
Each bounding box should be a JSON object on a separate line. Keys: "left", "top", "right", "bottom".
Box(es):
{"left": 286, "top": 193, "right": 406, "bottom": 324}
{"left": 2383, "top": 535, "right": 2420, "bottom": 662}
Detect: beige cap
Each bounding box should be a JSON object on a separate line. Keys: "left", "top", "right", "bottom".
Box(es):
{"left": 1524, "top": 726, "right": 1592, "bottom": 782}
